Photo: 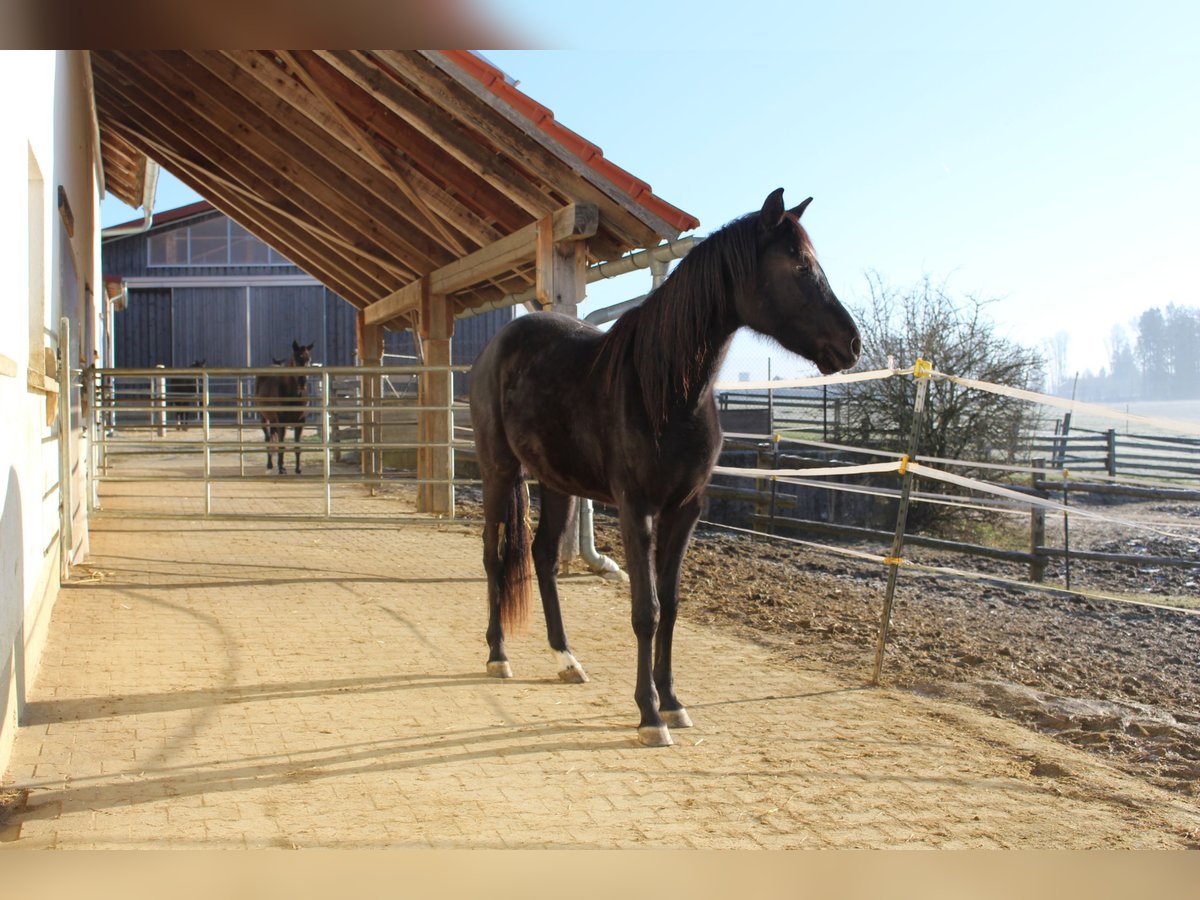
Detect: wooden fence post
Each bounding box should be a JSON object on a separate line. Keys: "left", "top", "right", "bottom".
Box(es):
{"left": 417, "top": 284, "right": 454, "bottom": 516}
{"left": 1106, "top": 428, "right": 1117, "bottom": 477}
{"left": 1029, "top": 457, "right": 1047, "bottom": 582}
{"left": 871, "top": 359, "right": 932, "bottom": 686}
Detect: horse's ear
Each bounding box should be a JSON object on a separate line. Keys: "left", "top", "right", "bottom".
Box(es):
{"left": 759, "top": 188, "right": 786, "bottom": 233}
{"left": 305, "top": 343, "right": 314, "bottom": 352}
{"left": 789, "top": 197, "right": 814, "bottom": 219}
{"left": 292, "top": 339, "right": 301, "bottom": 353}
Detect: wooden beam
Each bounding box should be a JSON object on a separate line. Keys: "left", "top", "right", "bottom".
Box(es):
{"left": 101, "top": 114, "right": 391, "bottom": 306}
{"left": 277, "top": 50, "right": 469, "bottom": 258}
{"left": 364, "top": 203, "right": 597, "bottom": 325}
{"left": 221, "top": 51, "right": 506, "bottom": 250}
{"left": 126, "top": 51, "right": 441, "bottom": 275}
{"left": 101, "top": 115, "right": 384, "bottom": 308}
{"left": 316, "top": 50, "right": 556, "bottom": 219}
{"left": 92, "top": 56, "right": 409, "bottom": 291}
{"left": 267, "top": 51, "right": 531, "bottom": 239}
{"left": 387, "top": 50, "right": 676, "bottom": 246}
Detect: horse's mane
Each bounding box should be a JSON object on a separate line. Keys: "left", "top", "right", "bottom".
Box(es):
{"left": 597, "top": 211, "right": 774, "bottom": 430}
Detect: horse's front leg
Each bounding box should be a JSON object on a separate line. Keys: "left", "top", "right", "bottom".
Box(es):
{"left": 619, "top": 503, "right": 668, "bottom": 746}
{"left": 653, "top": 496, "right": 702, "bottom": 730}
{"left": 293, "top": 425, "right": 303, "bottom": 474}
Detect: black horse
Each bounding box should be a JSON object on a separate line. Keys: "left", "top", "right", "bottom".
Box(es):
{"left": 255, "top": 340, "right": 313, "bottom": 474}
{"left": 469, "top": 189, "right": 861, "bottom": 746}
{"left": 167, "top": 359, "right": 205, "bottom": 430}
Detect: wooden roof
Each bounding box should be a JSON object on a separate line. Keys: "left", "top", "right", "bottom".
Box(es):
{"left": 90, "top": 50, "right": 698, "bottom": 329}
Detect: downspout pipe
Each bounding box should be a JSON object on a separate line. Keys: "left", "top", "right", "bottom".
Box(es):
{"left": 101, "top": 159, "right": 161, "bottom": 239}
{"left": 578, "top": 499, "right": 627, "bottom": 582}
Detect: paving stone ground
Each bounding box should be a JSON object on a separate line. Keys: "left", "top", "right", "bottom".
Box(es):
{"left": 3, "top": 448, "right": 1199, "bottom": 848}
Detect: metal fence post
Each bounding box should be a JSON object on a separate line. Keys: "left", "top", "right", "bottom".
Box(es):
{"left": 322, "top": 369, "right": 332, "bottom": 517}
{"left": 202, "top": 370, "right": 212, "bottom": 515}
{"left": 871, "top": 358, "right": 932, "bottom": 686}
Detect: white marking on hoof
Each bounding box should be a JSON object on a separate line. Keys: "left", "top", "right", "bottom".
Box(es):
{"left": 638, "top": 725, "right": 673, "bottom": 747}
{"left": 486, "top": 660, "right": 513, "bottom": 678}
{"left": 660, "top": 708, "right": 693, "bottom": 729}
{"left": 555, "top": 651, "right": 589, "bottom": 683}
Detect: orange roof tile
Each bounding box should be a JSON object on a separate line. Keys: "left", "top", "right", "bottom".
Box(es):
{"left": 443, "top": 51, "right": 699, "bottom": 235}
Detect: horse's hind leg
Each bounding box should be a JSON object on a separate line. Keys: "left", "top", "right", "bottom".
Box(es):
{"left": 293, "top": 425, "right": 303, "bottom": 474}
{"left": 652, "top": 496, "right": 703, "bottom": 730}
{"left": 262, "top": 424, "right": 274, "bottom": 470}
{"left": 532, "top": 488, "right": 588, "bottom": 683}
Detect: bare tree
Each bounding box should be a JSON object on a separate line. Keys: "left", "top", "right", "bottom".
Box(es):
{"left": 843, "top": 274, "right": 1046, "bottom": 526}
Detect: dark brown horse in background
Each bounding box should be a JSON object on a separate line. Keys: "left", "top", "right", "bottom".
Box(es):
{"left": 469, "top": 189, "right": 861, "bottom": 746}
{"left": 255, "top": 340, "right": 313, "bottom": 475}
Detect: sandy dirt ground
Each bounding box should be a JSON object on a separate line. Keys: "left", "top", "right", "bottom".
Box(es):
{"left": 2, "top": 461, "right": 1199, "bottom": 848}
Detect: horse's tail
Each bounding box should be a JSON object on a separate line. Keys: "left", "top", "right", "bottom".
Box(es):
{"left": 497, "top": 472, "right": 533, "bottom": 632}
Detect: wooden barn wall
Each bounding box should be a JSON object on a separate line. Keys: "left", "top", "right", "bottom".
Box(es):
{"left": 115, "top": 288, "right": 172, "bottom": 368}
{"left": 102, "top": 230, "right": 153, "bottom": 279}
{"left": 249, "top": 286, "right": 330, "bottom": 367}
{"left": 173, "top": 287, "right": 248, "bottom": 368}
{"left": 325, "top": 290, "right": 358, "bottom": 366}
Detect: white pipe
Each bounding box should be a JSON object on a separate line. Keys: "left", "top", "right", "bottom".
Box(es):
{"left": 577, "top": 498, "right": 627, "bottom": 582}
{"left": 456, "top": 236, "right": 697, "bottom": 321}
{"left": 583, "top": 293, "right": 647, "bottom": 326}
{"left": 101, "top": 160, "right": 160, "bottom": 239}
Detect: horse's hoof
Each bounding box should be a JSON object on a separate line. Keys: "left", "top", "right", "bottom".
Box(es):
{"left": 638, "top": 725, "right": 673, "bottom": 747}
{"left": 660, "top": 707, "right": 693, "bottom": 729}
{"left": 486, "top": 660, "right": 513, "bottom": 678}
{"left": 558, "top": 665, "right": 589, "bottom": 684}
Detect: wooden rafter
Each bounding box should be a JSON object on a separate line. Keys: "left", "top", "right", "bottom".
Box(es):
{"left": 93, "top": 58, "right": 408, "bottom": 290}
{"left": 315, "top": 50, "right": 557, "bottom": 219}
{"left": 101, "top": 116, "right": 388, "bottom": 306}
{"left": 275, "top": 50, "right": 469, "bottom": 258}
{"left": 219, "top": 51, "right": 505, "bottom": 250}
{"left": 124, "top": 50, "right": 445, "bottom": 274}
{"left": 383, "top": 50, "right": 673, "bottom": 246}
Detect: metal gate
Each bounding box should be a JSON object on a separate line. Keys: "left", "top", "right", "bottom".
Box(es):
{"left": 86, "top": 364, "right": 475, "bottom": 521}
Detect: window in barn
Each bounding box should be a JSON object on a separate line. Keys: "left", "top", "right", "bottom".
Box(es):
{"left": 230, "top": 221, "right": 270, "bottom": 265}
{"left": 149, "top": 216, "right": 295, "bottom": 268}
{"left": 189, "top": 217, "right": 229, "bottom": 265}
{"left": 148, "top": 228, "right": 187, "bottom": 266}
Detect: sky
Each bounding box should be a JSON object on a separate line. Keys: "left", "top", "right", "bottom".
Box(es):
{"left": 100, "top": 3, "right": 1200, "bottom": 383}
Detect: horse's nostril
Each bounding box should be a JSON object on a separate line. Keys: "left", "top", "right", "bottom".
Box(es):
{"left": 851, "top": 336, "right": 862, "bottom": 357}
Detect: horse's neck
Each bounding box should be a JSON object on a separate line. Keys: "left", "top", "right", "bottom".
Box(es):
{"left": 636, "top": 285, "right": 740, "bottom": 419}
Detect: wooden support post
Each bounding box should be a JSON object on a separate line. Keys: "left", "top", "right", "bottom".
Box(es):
{"left": 357, "top": 313, "right": 385, "bottom": 494}
{"left": 538, "top": 225, "right": 589, "bottom": 561}
{"left": 417, "top": 284, "right": 455, "bottom": 516}
{"left": 536, "top": 218, "right": 588, "bottom": 318}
